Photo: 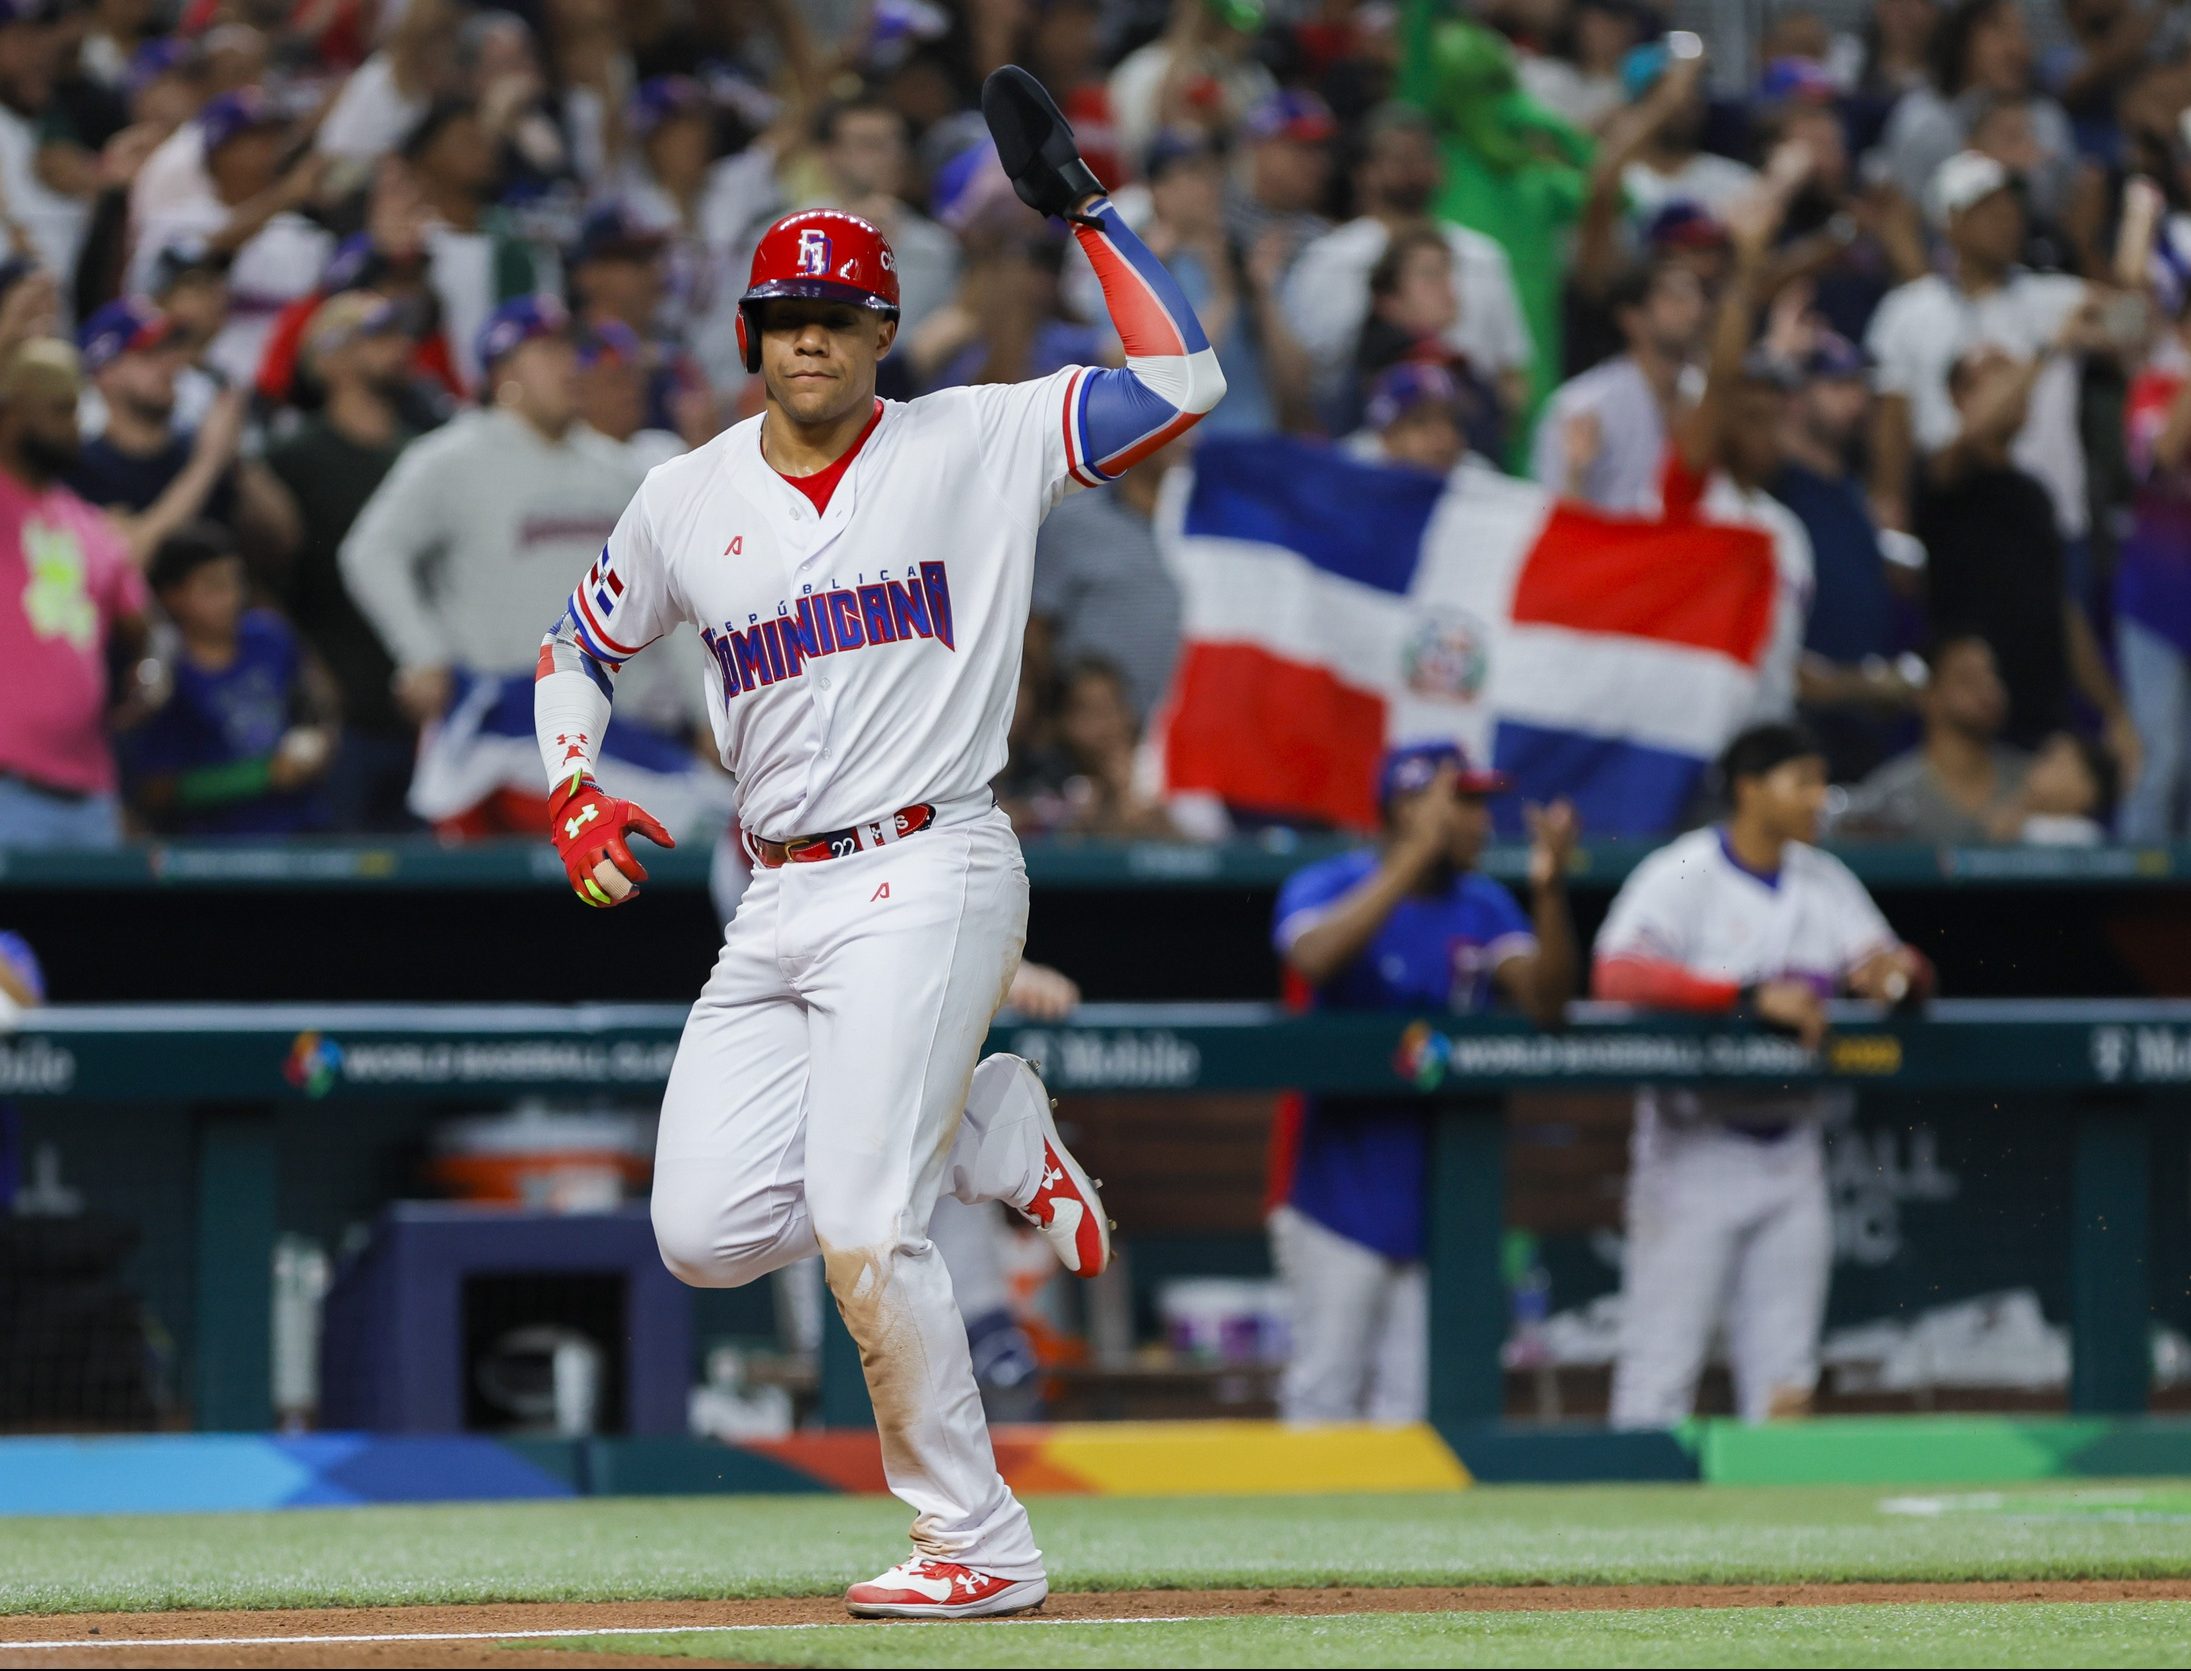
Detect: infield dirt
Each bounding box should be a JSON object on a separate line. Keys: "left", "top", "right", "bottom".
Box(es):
{"left": 6, "top": 1580, "right": 2191, "bottom": 1668}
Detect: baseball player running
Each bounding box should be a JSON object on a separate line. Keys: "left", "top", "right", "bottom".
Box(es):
{"left": 1591, "top": 722, "right": 1931, "bottom": 1428}
{"left": 532, "top": 68, "right": 1223, "bottom": 1618}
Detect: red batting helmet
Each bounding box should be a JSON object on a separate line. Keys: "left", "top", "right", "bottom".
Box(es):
{"left": 736, "top": 209, "right": 900, "bottom": 374}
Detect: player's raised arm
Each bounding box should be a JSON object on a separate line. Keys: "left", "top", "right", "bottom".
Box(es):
{"left": 533, "top": 500, "right": 679, "bottom": 909}
{"left": 983, "top": 65, "right": 1225, "bottom": 482}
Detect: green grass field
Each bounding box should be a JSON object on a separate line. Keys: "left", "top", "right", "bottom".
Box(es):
{"left": 7, "top": 1482, "right": 2191, "bottom": 1666}
{"left": 555, "top": 1604, "right": 2191, "bottom": 1669}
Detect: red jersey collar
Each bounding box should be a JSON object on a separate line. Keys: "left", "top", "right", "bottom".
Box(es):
{"left": 768, "top": 398, "right": 884, "bottom": 515}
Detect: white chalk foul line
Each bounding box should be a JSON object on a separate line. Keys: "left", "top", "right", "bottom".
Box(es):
{"left": 0, "top": 1615, "right": 1215, "bottom": 1652}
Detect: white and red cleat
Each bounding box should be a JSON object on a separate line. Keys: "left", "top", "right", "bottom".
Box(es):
{"left": 1015, "top": 1071, "right": 1112, "bottom": 1278}
{"left": 844, "top": 1556, "right": 1049, "bottom": 1619}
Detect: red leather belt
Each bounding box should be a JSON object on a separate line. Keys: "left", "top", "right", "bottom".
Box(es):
{"left": 744, "top": 803, "right": 938, "bottom": 869}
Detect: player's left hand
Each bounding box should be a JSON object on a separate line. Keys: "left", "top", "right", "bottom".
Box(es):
{"left": 549, "top": 772, "right": 675, "bottom": 908}
{"left": 1526, "top": 799, "right": 1580, "bottom": 889}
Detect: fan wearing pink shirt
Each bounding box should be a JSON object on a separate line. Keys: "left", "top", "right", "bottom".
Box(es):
{"left": 0, "top": 340, "right": 152, "bottom": 849}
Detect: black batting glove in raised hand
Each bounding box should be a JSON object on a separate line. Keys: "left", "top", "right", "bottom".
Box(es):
{"left": 982, "top": 65, "right": 1105, "bottom": 226}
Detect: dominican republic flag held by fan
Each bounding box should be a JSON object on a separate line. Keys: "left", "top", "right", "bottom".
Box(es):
{"left": 1153, "top": 437, "right": 1787, "bottom": 835}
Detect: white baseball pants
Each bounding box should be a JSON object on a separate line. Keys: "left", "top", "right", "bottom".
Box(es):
{"left": 649, "top": 800, "right": 1044, "bottom": 1578}
{"left": 1268, "top": 1205, "right": 1428, "bottom": 1424}
{"left": 1609, "top": 1120, "right": 1832, "bottom": 1429}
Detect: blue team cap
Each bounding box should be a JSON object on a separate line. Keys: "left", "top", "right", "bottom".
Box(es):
{"left": 1378, "top": 741, "right": 1510, "bottom": 807}
{"left": 128, "top": 37, "right": 197, "bottom": 95}
{"left": 1364, "top": 360, "right": 1464, "bottom": 430}
{"left": 570, "top": 201, "right": 670, "bottom": 266}
{"left": 1758, "top": 56, "right": 1839, "bottom": 105}
{"left": 577, "top": 317, "right": 643, "bottom": 368}
{"left": 199, "top": 87, "right": 286, "bottom": 154}
{"left": 628, "top": 75, "right": 706, "bottom": 141}
{"left": 1642, "top": 198, "right": 1728, "bottom": 250}
{"left": 1242, "top": 88, "right": 1338, "bottom": 144}
{"left": 78, "top": 297, "right": 174, "bottom": 371}
{"left": 1803, "top": 330, "right": 1870, "bottom": 381}
{"left": 475, "top": 294, "right": 572, "bottom": 373}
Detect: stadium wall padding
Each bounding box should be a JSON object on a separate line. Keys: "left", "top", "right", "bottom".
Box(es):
{"left": 10, "top": 1417, "right": 2191, "bottom": 1514}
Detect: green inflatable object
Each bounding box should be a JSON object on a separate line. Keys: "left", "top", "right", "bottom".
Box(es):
{"left": 1399, "top": 2, "right": 1597, "bottom": 445}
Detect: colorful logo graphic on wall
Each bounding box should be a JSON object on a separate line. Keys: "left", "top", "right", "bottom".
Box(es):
{"left": 285, "top": 1031, "right": 343, "bottom": 1097}
{"left": 1394, "top": 1021, "right": 1451, "bottom": 1090}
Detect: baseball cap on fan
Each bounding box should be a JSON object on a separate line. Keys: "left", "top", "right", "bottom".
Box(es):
{"left": 78, "top": 298, "right": 174, "bottom": 372}
{"left": 1242, "top": 89, "right": 1338, "bottom": 145}
{"left": 199, "top": 87, "right": 287, "bottom": 154}
{"left": 1378, "top": 741, "right": 1510, "bottom": 808}
{"left": 1928, "top": 149, "right": 2013, "bottom": 228}
{"left": 474, "top": 294, "right": 571, "bottom": 373}
{"left": 1364, "top": 360, "right": 1464, "bottom": 430}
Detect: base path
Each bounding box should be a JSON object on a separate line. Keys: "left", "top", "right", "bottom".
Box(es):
{"left": 6, "top": 1581, "right": 2190, "bottom": 1669}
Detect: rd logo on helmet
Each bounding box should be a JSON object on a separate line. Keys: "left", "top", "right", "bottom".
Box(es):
{"left": 797, "top": 229, "right": 832, "bottom": 276}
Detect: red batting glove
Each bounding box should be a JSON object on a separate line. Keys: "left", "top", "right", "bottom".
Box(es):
{"left": 548, "top": 770, "right": 674, "bottom": 907}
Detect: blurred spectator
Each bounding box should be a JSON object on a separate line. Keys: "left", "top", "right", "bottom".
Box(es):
{"left": 1031, "top": 446, "right": 1183, "bottom": 728}
{"left": 1770, "top": 324, "right": 1920, "bottom": 780}
{"left": 619, "top": 74, "right": 786, "bottom": 389}
{"left": 1285, "top": 104, "right": 1532, "bottom": 425}
{"left": 0, "top": 0, "right": 93, "bottom": 312}
{"left": 1270, "top": 742, "right": 1575, "bottom": 1423}
{"left": 1402, "top": 9, "right": 1593, "bottom": 418}
{"left": 1866, "top": 150, "right": 2108, "bottom": 553}
{"left": 70, "top": 297, "right": 292, "bottom": 564}
{"left": 1858, "top": 0, "right": 1942, "bottom": 105}
{"left": 1663, "top": 177, "right": 1818, "bottom": 729}
{"left": 1227, "top": 89, "right": 1335, "bottom": 255}
{"left": 908, "top": 224, "right": 1103, "bottom": 394}
{"left": 123, "top": 522, "right": 335, "bottom": 834}
{"left": 1513, "top": 0, "right": 1648, "bottom": 134}
{"left": 1593, "top": 722, "right": 1930, "bottom": 1427}
{"left": 1883, "top": 0, "right": 2078, "bottom": 226}
{"left": 315, "top": 0, "right": 460, "bottom": 171}
{"left": 1070, "top": 126, "right": 1309, "bottom": 435}
{"left": 2046, "top": 0, "right": 2191, "bottom": 168}
{"left": 339, "top": 296, "right": 644, "bottom": 836}
{"left": 808, "top": 93, "right": 959, "bottom": 336}
{"left": 1619, "top": 39, "right": 1761, "bottom": 230}
{"left": 2119, "top": 266, "right": 2191, "bottom": 840}
{"left": 1106, "top": 0, "right": 1277, "bottom": 168}
{"left": 262, "top": 292, "right": 418, "bottom": 832}
{"left": 1532, "top": 257, "right": 1705, "bottom": 511}
{"left": 1051, "top": 657, "right": 1180, "bottom": 840}
{"left": 0, "top": 338, "right": 150, "bottom": 848}
{"left": 129, "top": 88, "right": 333, "bottom": 387}
{"left": 1347, "top": 360, "right": 1494, "bottom": 477}
{"left": 1837, "top": 633, "right": 2113, "bottom": 843}
{"left": 574, "top": 318, "right": 684, "bottom": 472}
{"left": 398, "top": 98, "right": 553, "bottom": 391}
{"left": 1915, "top": 342, "right": 2137, "bottom": 766}
{"left": 565, "top": 201, "right": 710, "bottom": 445}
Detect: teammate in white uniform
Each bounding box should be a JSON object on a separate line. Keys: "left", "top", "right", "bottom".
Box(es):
{"left": 532, "top": 68, "right": 1223, "bottom": 1618}
{"left": 1591, "top": 723, "right": 1932, "bottom": 1428}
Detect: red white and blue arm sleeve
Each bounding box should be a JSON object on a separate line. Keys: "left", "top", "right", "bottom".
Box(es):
{"left": 1060, "top": 195, "right": 1226, "bottom": 486}
{"left": 534, "top": 495, "right": 675, "bottom": 791}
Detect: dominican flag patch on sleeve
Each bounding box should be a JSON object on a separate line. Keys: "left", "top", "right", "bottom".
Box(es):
{"left": 569, "top": 545, "right": 643, "bottom": 662}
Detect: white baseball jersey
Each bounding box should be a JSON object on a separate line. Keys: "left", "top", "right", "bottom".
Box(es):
{"left": 545, "top": 374, "right": 1081, "bottom": 839}
{"left": 1595, "top": 825, "right": 1896, "bottom": 1127}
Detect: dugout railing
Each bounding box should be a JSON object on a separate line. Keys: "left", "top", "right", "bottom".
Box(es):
{"left": 7, "top": 998, "right": 2185, "bottom": 1435}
